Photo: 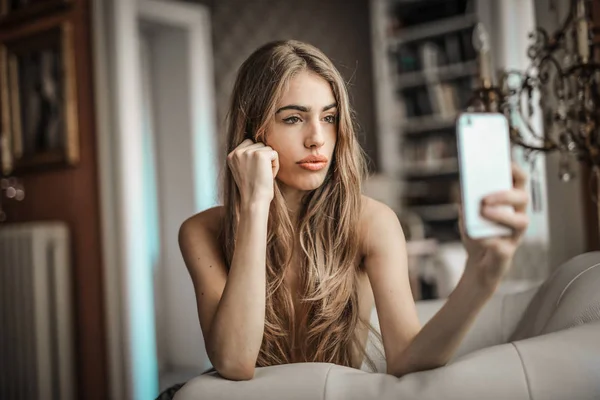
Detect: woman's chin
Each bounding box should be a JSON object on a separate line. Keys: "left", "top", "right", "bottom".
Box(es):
{"left": 298, "top": 181, "right": 325, "bottom": 191}
{"left": 278, "top": 174, "right": 327, "bottom": 192}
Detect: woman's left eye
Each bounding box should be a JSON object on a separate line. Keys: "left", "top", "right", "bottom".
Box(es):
{"left": 323, "top": 115, "right": 337, "bottom": 124}
{"left": 283, "top": 116, "right": 301, "bottom": 124}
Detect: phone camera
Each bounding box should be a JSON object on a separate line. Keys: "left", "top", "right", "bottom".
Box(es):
{"left": 466, "top": 116, "right": 472, "bottom": 125}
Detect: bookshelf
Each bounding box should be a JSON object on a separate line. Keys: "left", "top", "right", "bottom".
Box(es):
{"left": 368, "top": 0, "right": 497, "bottom": 299}
{"left": 372, "top": 0, "right": 489, "bottom": 245}
{"left": 370, "top": 0, "right": 552, "bottom": 300}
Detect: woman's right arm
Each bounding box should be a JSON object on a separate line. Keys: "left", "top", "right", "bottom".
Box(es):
{"left": 178, "top": 139, "right": 278, "bottom": 381}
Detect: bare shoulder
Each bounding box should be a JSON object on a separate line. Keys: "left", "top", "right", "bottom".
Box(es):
{"left": 360, "top": 195, "right": 398, "bottom": 222}
{"left": 179, "top": 206, "right": 225, "bottom": 241}
{"left": 178, "top": 206, "right": 230, "bottom": 351}
{"left": 178, "top": 206, "right": 226, "bottom": 272}
{"left": 359, "top": 195, "right": 406, "bottom": 254}
{"left": 359, "top": 195, "right": 402, "bottom": 233}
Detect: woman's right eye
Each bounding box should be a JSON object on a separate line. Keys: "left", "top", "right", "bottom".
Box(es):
{"left": 283, "top": 116, "right": 301, "bottom": 124}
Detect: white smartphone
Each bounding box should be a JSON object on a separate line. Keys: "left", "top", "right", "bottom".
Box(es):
{"left": 456, "top": 112, "right": 513, "bottom": 239}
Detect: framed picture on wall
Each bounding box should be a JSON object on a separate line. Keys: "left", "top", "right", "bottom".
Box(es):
{"left": 0, "top": 0, "right": 71, "bottom": 22}
{"left": 1, "top": 21, "right": 79, "bottom": 172}
{"left": 0, "top": 45, "right": 13, "bottom": 176}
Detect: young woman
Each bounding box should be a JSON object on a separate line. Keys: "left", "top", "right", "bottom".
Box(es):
{"left": 178, "top": 40, "right": 530, "bottom": 381}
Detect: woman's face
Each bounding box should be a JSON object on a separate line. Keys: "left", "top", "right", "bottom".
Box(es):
{"left": 265, "top": 70, "right": 338, "bottom": 192}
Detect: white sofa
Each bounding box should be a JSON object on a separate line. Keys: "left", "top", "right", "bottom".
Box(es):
{"left": 174, "top": 252, "right": 600, "bottom": 400}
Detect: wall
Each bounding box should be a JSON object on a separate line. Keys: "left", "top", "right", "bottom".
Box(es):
{"left": 185, "top": 0, "right": 378, "bottom": 171}
{"left": 581, "top": 0, "right": 600, "bottom": 250}
{"left": 145, "top": 24, "right": 213, "bottom": 372}
{"left": 533, "top": 0, "right": 588, "bottom": 269}
{"left": 0, "top": 0, "right": 108, "bottom": 398}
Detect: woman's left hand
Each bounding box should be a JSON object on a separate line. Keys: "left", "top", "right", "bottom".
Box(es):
{"left": 459, "top": 163, "right": 530, "bottom": 288}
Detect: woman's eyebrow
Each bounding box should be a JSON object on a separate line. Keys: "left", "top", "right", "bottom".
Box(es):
{"left": 322, "top": 103, "right": 337, "bottom": 111}
{"left": 275, "top": 103, "right": 338, "bottom": 114}
{"left": 276, "top": 104, "right": 309, "bottom": 113}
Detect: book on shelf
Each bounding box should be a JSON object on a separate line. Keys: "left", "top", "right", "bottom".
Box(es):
{"left": 402, "top": 80, "right": 470, "bottom": 121}
{"left": 404, "top": 180, "right": 461, "bottom": 203}
{"left": 402, "top": 135, "right": 457, "bottom": 165}
{"left": 393, "top": 25, "right": 477, "bottom": 72}
{"left": 398, "top": 38, "right": 471, "bottom": 120}
{"left": 439, "top": 83, "right": 459, "bottom": 117}
{"left": 445, "top": 33, "right": 463, "bottom": 65}
{"left": 412, "top": 203, "right": 459, "bottom": 222}
{"left": 420, "top": 42, "right": 444, "bottom": 116}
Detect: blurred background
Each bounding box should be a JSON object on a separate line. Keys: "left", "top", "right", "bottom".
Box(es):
{"left": 0, "top": 0, "right": 599, "bottom": 399}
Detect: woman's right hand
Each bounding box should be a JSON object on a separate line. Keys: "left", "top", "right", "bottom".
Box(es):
{"left": 227, "top": 139, "right": 279, "bottom": 205}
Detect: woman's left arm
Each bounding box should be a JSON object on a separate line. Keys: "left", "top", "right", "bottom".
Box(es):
{"left": 363, "top": 163, "right": 529, "bottom": 377}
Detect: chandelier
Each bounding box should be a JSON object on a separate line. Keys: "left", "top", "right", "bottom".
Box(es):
{"left": 470, "top": 0, "right": 598, "bottom": 184}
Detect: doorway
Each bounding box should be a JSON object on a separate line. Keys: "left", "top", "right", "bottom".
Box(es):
{"left": 94, "top": 1, "right": 218, "bottom": 398}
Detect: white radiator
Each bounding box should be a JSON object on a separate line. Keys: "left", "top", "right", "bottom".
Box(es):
{"left": 0, "top": 222, "right": 74, "bottom": 400}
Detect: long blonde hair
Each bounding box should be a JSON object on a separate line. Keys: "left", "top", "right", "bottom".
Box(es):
{"left": 222, "top": 40, "right": 379, "bottom": 369}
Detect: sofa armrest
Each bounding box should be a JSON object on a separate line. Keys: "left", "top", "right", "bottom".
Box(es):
{"left": 326, "top": 321, "right": 600, "bottom": 400}
{"left": 174, "top": 322, "right": 600, "bottom": 400}
{"left": 367, "top": 283, "right": 540, "bottom": 363}
{"left": 450, "top": 284, "right": 539, "bottom": 360}
{"left": 173, "top": 363, "right": 334, "bottom": 400}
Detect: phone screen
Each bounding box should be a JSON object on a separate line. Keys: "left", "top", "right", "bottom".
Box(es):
{"left": 457, "top": 113, "right": 513, "bottom": 239}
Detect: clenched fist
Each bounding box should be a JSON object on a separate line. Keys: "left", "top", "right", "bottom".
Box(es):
{"left": 227, "top": 139, "right": 279, "bottom": 206}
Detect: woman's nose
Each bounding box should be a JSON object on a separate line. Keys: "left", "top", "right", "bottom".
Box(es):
{"left": 305, "top": 122, "right": 325, "bottom": 149}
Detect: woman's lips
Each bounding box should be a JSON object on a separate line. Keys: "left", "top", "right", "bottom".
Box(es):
{"left": 298, "top": 162, "right": 327, "bottom": 171}
{"left": 297, "top": 154, "right": 328, "bottom": 171}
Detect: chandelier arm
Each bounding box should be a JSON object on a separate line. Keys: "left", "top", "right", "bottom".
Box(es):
{"left": 528, "top": 27, "right": 551, "bottom": 58}
{"left": 509, "top": 130, "right": 558, "bottom": 152}
{"left": 563, "top": 63, "right": 600, "bottom": 76}
{"left": 512, "top": 106, "right": 552, "bottom": 144}
{"left": 569, "top": 124, "right": 589, "bottom": 149}
{"left": 557, "top": 1, "right": 576, "bottom": 42}
{"left": 538, "top": 55, "right": 566, "bottom": 83}
{"left": 506, "top": 78, "right": 552, "bottom": 144}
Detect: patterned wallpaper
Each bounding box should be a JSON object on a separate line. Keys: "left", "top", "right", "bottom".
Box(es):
{"left": 184, "top": 0, "right": 378, "bottom": 168}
